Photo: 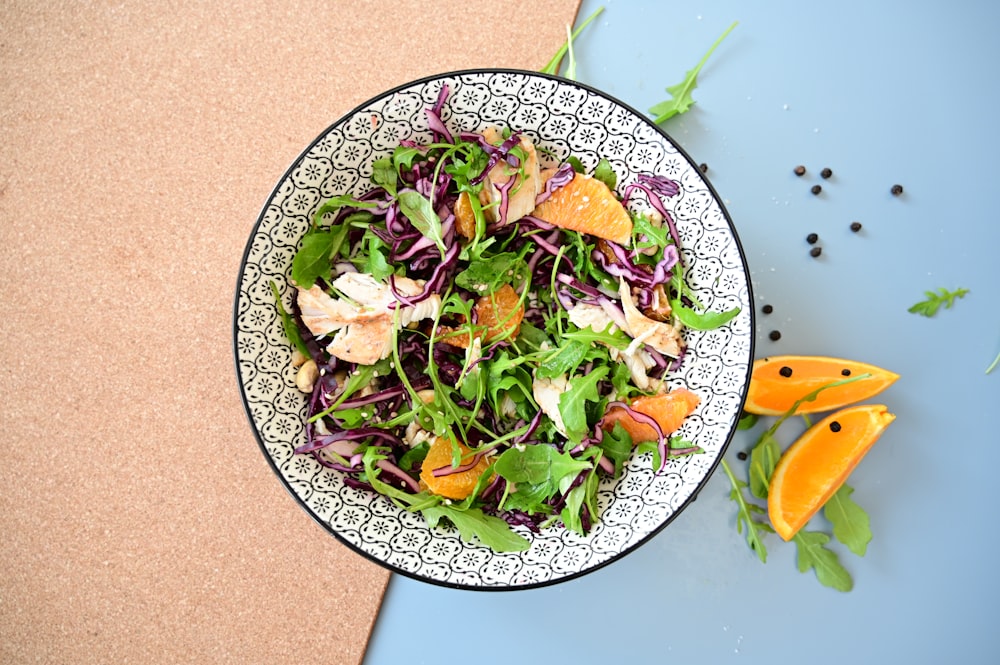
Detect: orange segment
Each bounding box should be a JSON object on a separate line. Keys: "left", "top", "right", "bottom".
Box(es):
{"left": 419, "top": 436, "right": 492, "bottom": 500}
{"left": 438, "top": 283, "right": 524, "bottom": 348}
{"left": 454, "top": 191, "right": 476, "bottom": 239}
{"left": 531, "top": 172, "right": 633, "bottom": 244}
{"left": 768, "top": 404, "right": 895, "bottom": 540}
{"left": 602, "top": 388, "right": 700, "bottom": 443}
{"left": 744, "top": 355, "right": 899, "bottom": 416}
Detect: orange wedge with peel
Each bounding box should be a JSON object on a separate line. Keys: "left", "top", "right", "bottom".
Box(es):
{"left": 744, "top": 355, "right": 899, "bottom": 416}
{"left": 768, "top": 404, "right": 895, "bottom": 541}
{"left": 602, "top": 388, "right": 700, "bottom": 443}
{"left": 531, "top": 173, "right": 633, "bottom": 244}
{"left": 420, "top": 436, "right": 492, "bottom": 501}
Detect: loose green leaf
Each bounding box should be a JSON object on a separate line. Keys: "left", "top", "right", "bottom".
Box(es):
{"left": 397, "top": 189, "right": 446, "bottom": 257}
{"left": 540, "top": 6, "right": 605, "bottom": 77}
{"left": 823, "top": 484, "right": 872, "bottom": 556}
{"left": 649, "top": 21, "right": 738, "bottom": 124}
{"left": 670, "top": 299, "right": 741, "bottom": 331}
{"left": 737, "top": 412, "right": 759, "bottom": 430}
{"left": 269, "top": 280, "right": 309, "bottom": 357}
{"left": 908, "top": 287, "right": 969, "bottom": 317}
{"left": 748, "top": 431, "right": 781, "bottom": 500}
{"left": 558, "top": 366, "right": 610, "bottom": 444}
{"left": 720, "top": 459, "right": 772, "bottom": 563}
{"left": 792, "top": 530, "right": 854, "bottom": 592}
{"left": 290, "top": 225, "right": 349, "bottom": 288}
{"left": 422, "top": 504, "right": 530, "bottom": 552}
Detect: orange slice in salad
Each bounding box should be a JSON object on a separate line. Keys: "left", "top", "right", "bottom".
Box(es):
{"left": 420, "top": 436, "right": 492, "bottom": 500}
{"left": 531, "top": 172, "right": 633, "bottom": 244}
{"left": 438, "top": 283, "right": 524, "bottom": 348}
{"left": 744, "top": 355, "right": 900, "bottom": 416}
{"left": 454, "top": 191, "right": 476, "bottom": 239}
{"left": 768, "top": 404, "right": 895, "bottom": 540}
{"left": 601, "top": 388, "right": 700, "bottom": 443}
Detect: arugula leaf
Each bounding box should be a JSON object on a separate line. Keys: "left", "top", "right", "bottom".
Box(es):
{"left": 593, "top": 157, "right": 617, "bottom": 191}
{"left": 422, "top": 504, "right": 530, "bottom": 552}
{"left": 535, "top": 340, "right": 589, "bottom": 379}
{"left": 269, "top": 280, "right": 309, "bottom": 357}
{"left": 558, "top": 366, "right": 610, "bottom": 444}
{"left": 671, "top": 299, "right": 741, "bottom": 331}
{"left": 540, "top": 6, "right": 605, "bottom": 78}
{"left": 371, "top": 157, "right": 398, "bottom": 196}
{"left": 454, "top": 251, "right": 528, "bottom": 294}
{"left": 748, "top": 430, "right": 781, "bottom": 499}
{"left": 649, "top": 21, "right": 738, "bottom": 124}
{"left": 823, "top": 484, "right": 872, "bottom": 557}
{"left": 907, "top": 287, "right": 969, "bottom": 317}
{"left": 737, "top": 412, "right": 759, "bottom": 430}
{"left": 636, "top": 437, "right": 704, "bottom": 470}
{"left": 397, "top": 190, "right": 446, "bottom": 257}
{"left": 312, "top": 194, "right": 377, "bottom": 227}
{"left": 597, "top": 422, "right": 633, "bottom": 477}
{"left": 792, "top": 530, "right": 854, "bottom": 592}
{"left": 360, "top": 231, "right": 394, "bottom": 281}
{"left": 493, "top": 443, "right": 590, "bottom": 488}
{"left": 290, "top": 225, "right": 349, "bottom": 288}
{"left": 720, "top": 459, "right": 772, "bottom": 563}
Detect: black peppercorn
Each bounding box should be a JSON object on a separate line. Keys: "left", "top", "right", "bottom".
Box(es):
{"left": 810, "top": 246, "right": 822, "bottom": 258}
{"left": 820, "top": 167, "right": 833, "bottom": 179}
{"left": 762, "top": 304, "right": 773, "bottom": 314}
{"left": 850, "top": 221, "right": 863, "bottom": 232}
{"left": 806, "top": 233, "right": 818, "bottom": 244}
{"left": 699, "top": 163, "right": 708, "bottom": 173}
{"left": 768, "top": 330, "right": 781, "bottom": 341}
{"left": 811, "top": 184, "right": 822, "bottom": 195}
{"left": 737, "top": 451, "right": 748, "bottom": 461}
{"left": 891, "top": 184, "right": 904, "bottom": 196}
{"left": 779, "top": 366, "right": 793, "bottom": 377}
{"left": 841, "top": 368, "right": 851, "bottom": 376}
{"left": 794, "top": 165, "right": 806, "bottom": 176}
{"left": 830, "top": 421, "right": 842, "bottom": 433}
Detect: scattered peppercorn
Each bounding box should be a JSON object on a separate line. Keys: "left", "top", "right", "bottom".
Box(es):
{"left": 779, "top": 366, "right": 793, "bottom": 377}
{"left": 699, "top": 163, "right": 708, "bottom": 173}
{"left": 806, "top": 233, "right": 818, "bottom": 244}
{"left": 762, "top": 304, "right": 774, "bottom": 314}
{"left": 794, "top": 165, "right": 806, "bottom": 176}
{"left": 850, "top": 221, "right": 863, "bottom": 232}
{"left": 829, "top": 421, "right": 842, "bottom": 433}
{"left": 891, "top": 184, "right": 904, "bottom": 196}
{"left": 841, "top": 368, "right": 852, "bottom": 376}
{"left": 810, "top": 246, "right": 823, "bottom": 258}
{"left": 737, "top": 451, "right": 748, "bottom": 461}
{"left": 768, "top": 330, "right": 782, "bottom": 341}
{"left": 811, "top": 184, "right": 822, "bottom": 195}
{"left": 820, "top": 167, "right": 833, "bottom": 179}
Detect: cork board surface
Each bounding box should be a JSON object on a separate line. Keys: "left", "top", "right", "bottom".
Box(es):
{"left": 0, "top": 1, "right": 580, "bottom": 663}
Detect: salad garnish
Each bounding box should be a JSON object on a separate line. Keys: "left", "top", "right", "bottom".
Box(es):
{"left": 275, "top": 88, "right": 740, "bottom": 550}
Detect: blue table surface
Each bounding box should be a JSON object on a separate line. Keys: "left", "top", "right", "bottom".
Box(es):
{"left": 364, "top": 2, "right": 1000, "bottom": 663}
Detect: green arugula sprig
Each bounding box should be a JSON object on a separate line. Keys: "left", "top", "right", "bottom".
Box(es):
{"left": 723, "top": 373, "right": 876, "bottom": 591}
{"left": 907, "top": 286, "right": 969, "bottom": 317}
{"left": 649, "top": 21, "right": 738, "bottom": 124}
{"left": 540, "top": 6, "right": 605, "bottom": 80}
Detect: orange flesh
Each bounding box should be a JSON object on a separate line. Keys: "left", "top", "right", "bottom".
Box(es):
{"left": 602, "top": 388, "right": 700, "bottom": 443}
{"left": 438, "top": 283, "right": 524, "bottom": 348}
{"left": 744, "top": 355, "right": 900, "bottom": 416}
{"left": 419, "top": 437, "right": 492, "bottom": 501}
{"left": 531, "top": 173, "right": 633, "bottom": 244}
{"left": 768, "top": 404, "right": 895, "bottom": 540}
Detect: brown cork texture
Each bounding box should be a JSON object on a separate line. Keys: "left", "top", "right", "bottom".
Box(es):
{"left": 0, "top": 1, "right": 581, "bottom": 663}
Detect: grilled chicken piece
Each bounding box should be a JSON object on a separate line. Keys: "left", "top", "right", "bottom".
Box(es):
{"left": 296, "top": 272, "right": 440, "bottom": 365}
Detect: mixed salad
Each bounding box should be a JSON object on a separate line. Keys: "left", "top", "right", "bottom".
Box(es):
{"left": 274, "top": 87, "right": 739, "bottom": 551}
